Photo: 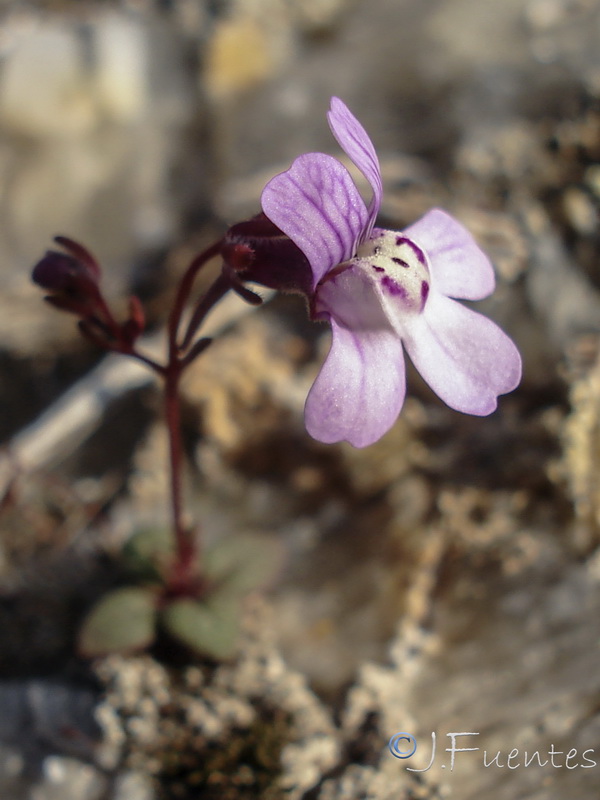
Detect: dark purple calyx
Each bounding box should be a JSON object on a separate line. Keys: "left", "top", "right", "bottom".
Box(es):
{"left": 222, "top": 213, "right": 313, "bottom": 296}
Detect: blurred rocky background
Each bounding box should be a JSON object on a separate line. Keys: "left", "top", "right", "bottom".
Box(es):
{"left": 0, "top": 0, "right": 600, "bottom": 798}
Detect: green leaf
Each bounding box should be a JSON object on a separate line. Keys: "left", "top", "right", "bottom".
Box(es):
{"left": 78, "top": 587, "right": 158, "bottom": 657}
{"left": 204, "top": 533, "right": 283, "bottom": 595}
{"left": 161, "top": 593, "right": 240, "bottom": 659}
{"left": 121, "top": 527, "right": 174, "bottom": 582}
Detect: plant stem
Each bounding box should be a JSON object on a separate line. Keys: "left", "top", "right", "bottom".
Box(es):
{"left": 162, "top": 241, "right": 228, "bottom": 587}
{"left": 164, "top": 359, "right": 190, "bottom": 569}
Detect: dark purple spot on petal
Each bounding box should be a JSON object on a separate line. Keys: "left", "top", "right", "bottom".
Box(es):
{"left": 381, "top": 275, "right": 407, "bottom": 297}
{"left": 371, "top": 264, "right": 385, "bottom": 272}
{"left": 396, "top": 236, "right": 426, "bottom": 265}
{"left": 392, "top": 257, "right": 410, "bottom": 268}
{"left": 420, "top": 280, "right": 429, "bottom": 309}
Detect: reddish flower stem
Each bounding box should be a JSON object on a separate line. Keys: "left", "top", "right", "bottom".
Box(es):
{"left": 164, "top": 359, "right": 188, "bottom": 569}
{"left": 160, "top": 239, "right": 228, "bottom": 587}
{"left": 180, "top": 271, "right": 232, "bottom": 351}
{"left": 168, "top": 239, "right": 224, "bottom": 353}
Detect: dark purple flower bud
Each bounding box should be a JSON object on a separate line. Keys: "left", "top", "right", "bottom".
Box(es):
{"left": 222, "top": 213, "right": 313, "bottom": 296}
{"left": 31, "top": 237, "right": 121, "bottom": 347}
{"left": 32, "top": 250, "right": 98, "bottom": 297}
{"left": 32, "top": 237, "right": 104, "bottom": 321}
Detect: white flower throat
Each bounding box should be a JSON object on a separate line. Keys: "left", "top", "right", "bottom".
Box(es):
{"left": 356, "top": 229, "right": 430, "bottom": 313}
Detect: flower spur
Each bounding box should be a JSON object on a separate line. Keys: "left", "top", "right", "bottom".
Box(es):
{"left": 258, "top": 97, "right": 522, "bottom": 447}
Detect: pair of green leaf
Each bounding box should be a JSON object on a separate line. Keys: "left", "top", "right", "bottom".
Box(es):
{"left": 78, "top": 585, "right": 240, "bottom": 659}
{"left": 78, "top": 532, "right": 283, "bottom": 659}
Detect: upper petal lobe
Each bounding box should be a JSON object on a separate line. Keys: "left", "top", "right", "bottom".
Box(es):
{"left": 261, "top": 153, "right": 369, "bottom": 287}
{"left": 327, "top": 97, "right": 383, "bottom": 239}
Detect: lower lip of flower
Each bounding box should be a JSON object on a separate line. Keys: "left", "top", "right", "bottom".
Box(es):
{"left": 356, "top": 229, "right": 431, "bottom": 313}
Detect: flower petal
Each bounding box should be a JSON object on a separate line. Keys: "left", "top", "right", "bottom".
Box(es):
{"left": 404, "top": 209, "right": 495, "bottom": 300}
{"left": 305, "top": 318, "right": 406, "bottom": 447}
{"left": 400, "top": 291, "right": 521, "bottom": 415}
{"left": 261, "top": 152, "right": 369, "bottom": 287}
{"left": 327, "top": 97, "right": 383, "bottom": 240}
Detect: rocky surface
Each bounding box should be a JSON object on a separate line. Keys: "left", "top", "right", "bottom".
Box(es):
{"left": 1, "top": 0, "right": 600, "bottom": 798}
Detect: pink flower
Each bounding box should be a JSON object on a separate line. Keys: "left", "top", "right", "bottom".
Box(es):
{"left": 259, "top": 97, "right": 522, "bottom": 447}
